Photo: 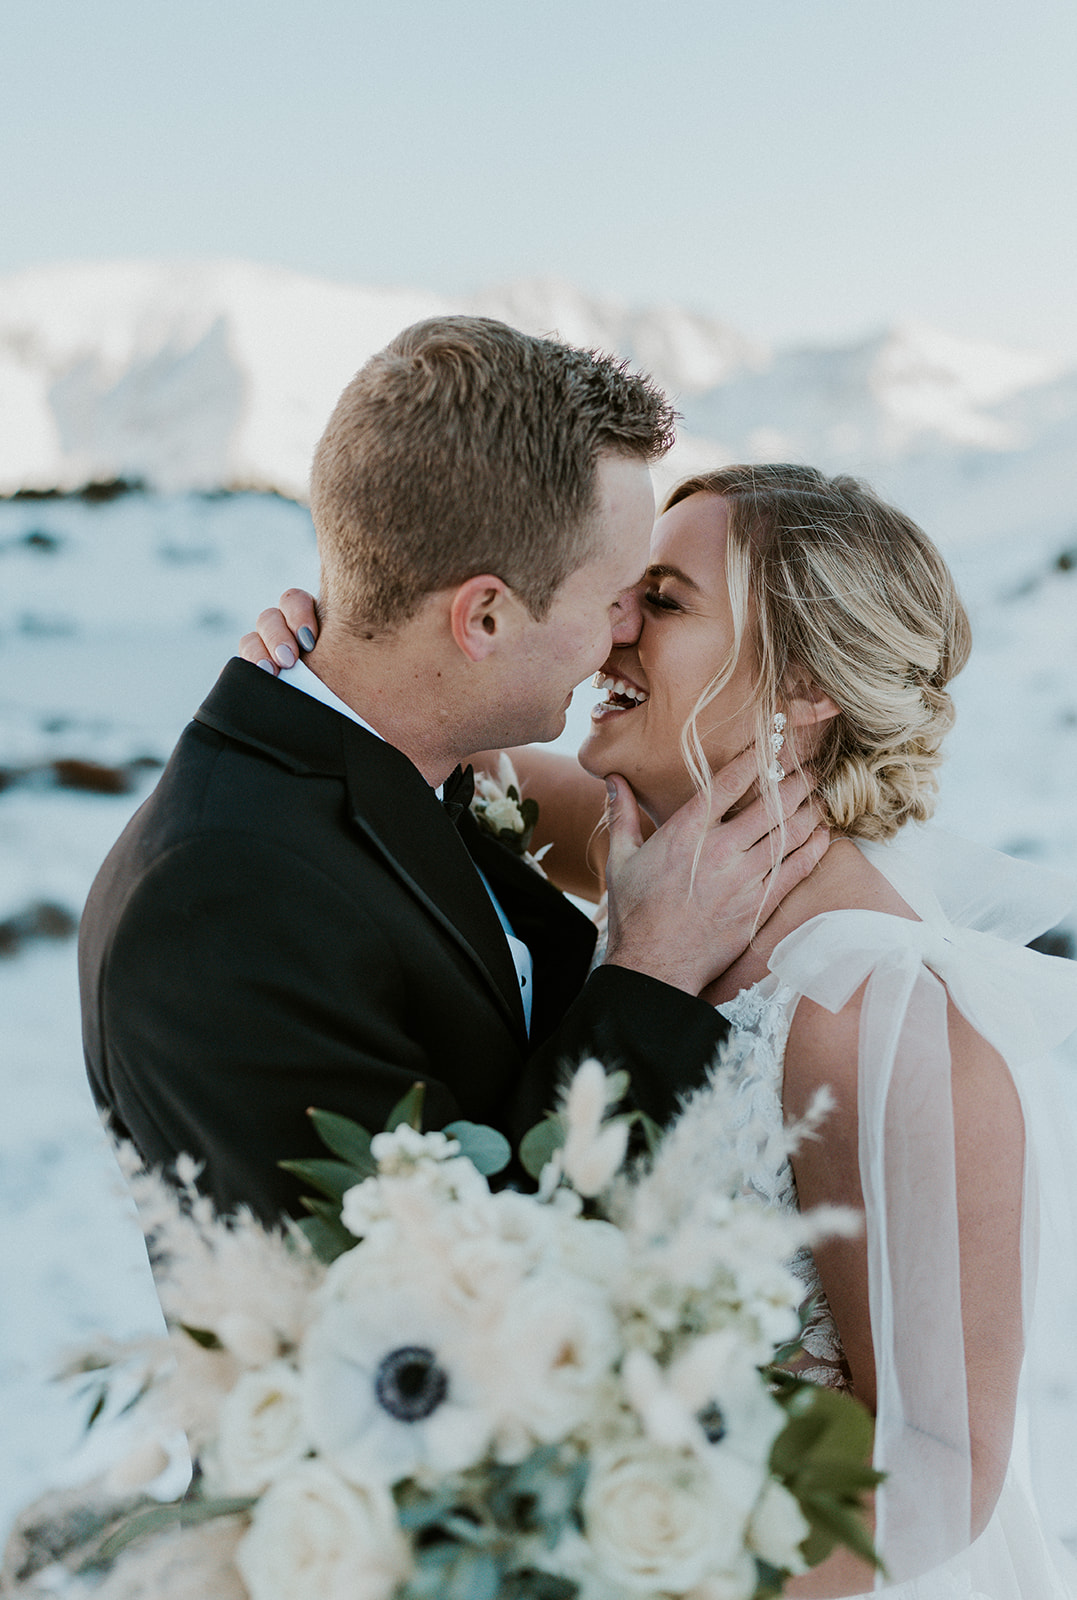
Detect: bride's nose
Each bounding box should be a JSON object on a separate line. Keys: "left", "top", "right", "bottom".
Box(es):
{"left": 611, "top": 584, "right": 644, "bottom": 647}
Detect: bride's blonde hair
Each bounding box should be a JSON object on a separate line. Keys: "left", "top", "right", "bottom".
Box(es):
{"left": 667, "top": 463, "right": 972, "bottom": 842}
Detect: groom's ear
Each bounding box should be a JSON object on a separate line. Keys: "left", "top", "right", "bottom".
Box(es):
{"left": 448, "top": 575, "right": 515, "bottom": 662}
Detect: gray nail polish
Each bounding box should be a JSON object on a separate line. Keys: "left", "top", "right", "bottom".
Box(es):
{"left": 256, "top": 658, "right": 276, "bottom": 674}
{"left": 297, "top": 626, "right": 315, "bottom": 653}
{"left": 274, "top": 644, "right": 296, "bottom": 669}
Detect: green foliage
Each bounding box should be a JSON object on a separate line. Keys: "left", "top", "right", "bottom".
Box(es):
{"left": 83, "top": 1383, "right": 108, "bottom": 1431}
{"left": 444, "top": 1119, "right": 511, "bottom": 1176}
{"left": 85, "top": 1494, "right": 256, "bottom": 1568}
{"left": 293, "top": 1212, "right": 356, "bottom": 1263}
{"left": 751, "top": 1558, "right": 787, "bottom": 1599}
{"left": 519, "top": 1115, "right": 565, "bottom": 1179}
{"left": 179, "top": 1323, "right": 223, "bottom": 1350}
{"left": 387, "top": 1081, "right": 427, "bottom": 1131}
{"left": 395, "top": 1447, "right": 586, "bottom": 1600}
{"left": 277, "top": 1156, "right": 363, "bottom": 1202}
{"left": 769, "top": 1377, "right": 885, "bottom": 1575}
{"left": 306, "top": 1108, "right": 376, "bottom": 1171}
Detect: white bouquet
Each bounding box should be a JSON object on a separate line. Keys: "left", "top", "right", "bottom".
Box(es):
{"left": 7, "top": 1061, "right": 880, "bottom": 1600}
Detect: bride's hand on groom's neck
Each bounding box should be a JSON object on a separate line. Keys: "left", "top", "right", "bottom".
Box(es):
{"left": 601, "top": 749, "right": 829, "bottom": 996}
{"left": 238, "top": 589, "right": 319, "bottom": 673}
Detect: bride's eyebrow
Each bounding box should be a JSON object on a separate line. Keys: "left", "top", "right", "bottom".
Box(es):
{"left": 645, "top": 562, "right": 702, "bottom": 593}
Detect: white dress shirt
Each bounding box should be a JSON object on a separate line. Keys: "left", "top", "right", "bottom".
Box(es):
{"left": 276, "top": 659, "right": 533, "bottom": 1032}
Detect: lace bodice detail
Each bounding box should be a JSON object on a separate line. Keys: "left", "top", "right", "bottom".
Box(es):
{"left": 717, "top": 975, "right": 852, "bottom": 1390}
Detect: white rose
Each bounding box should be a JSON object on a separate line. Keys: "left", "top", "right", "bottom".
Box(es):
{"left": 582, "top": 1441, "right": 746, "bottom": 1594}
{"left": 235, "top": 1461, "right": 410, "bottom": 1600}
{"left": 370, "top": 1125, "right": 460, "bottom": 1170}
{"left": 748, "top": 1480, "right": 810, "bottom": 1574}
{"left": 481, "top": 795, "right": 525, "bottom": 833}
{"left": 487, "top": 1273, "right": 619, "bottom": 1455}
{"left": 684, "top": 1554, "right": 759, "bottom": 1599}
{"left": 210, "top": 1360, "right": 309, "bottom": 1494}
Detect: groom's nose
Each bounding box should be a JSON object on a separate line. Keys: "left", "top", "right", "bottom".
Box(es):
{"left": 610, "top": 585, "right": 644, "bottom": 646}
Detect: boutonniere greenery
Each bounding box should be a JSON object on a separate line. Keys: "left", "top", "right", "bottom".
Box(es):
{"left": 470, "top": 753, "right": 551, "bottom": 873}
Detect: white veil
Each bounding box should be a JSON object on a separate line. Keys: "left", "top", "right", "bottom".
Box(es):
{"left": 768, "top": 825, "right": 1077, "bottom": 1595}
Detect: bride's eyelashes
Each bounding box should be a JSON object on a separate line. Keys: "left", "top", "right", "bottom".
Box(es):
{"left": 643, "top": 588, "right": 682, "bottom": 613}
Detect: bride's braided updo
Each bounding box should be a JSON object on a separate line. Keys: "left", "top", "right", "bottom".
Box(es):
{"left": 667, "top": 464, "right": 971, "bottom": 842}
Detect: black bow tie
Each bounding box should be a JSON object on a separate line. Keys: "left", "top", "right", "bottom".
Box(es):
{"left": 441, "top": 763, "right": 475, "bottom": 824}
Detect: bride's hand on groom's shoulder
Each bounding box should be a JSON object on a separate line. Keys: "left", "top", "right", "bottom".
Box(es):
{"left": 238, "top": 589, "right": 319, "bottom": 673}
{"left": 601, "top": 748, "right": 829, "bottom": 997}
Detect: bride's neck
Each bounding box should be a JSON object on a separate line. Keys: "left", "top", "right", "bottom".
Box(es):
{"left": 701, "top": 838, "right": 860, "bottom": 1007}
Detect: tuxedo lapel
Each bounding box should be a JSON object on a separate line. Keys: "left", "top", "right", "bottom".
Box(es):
{"left": 194, "top": 661, "right": 528, "bottom": 1040}
{"left": 338, "top": 733, "right": 529, "bottom": 1039}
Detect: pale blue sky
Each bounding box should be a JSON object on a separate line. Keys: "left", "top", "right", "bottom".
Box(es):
{"left": 3, "top": 0, "right": 1076, "bottom": 354}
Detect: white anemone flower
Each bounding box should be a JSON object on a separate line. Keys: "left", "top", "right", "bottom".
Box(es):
{"left": 299, "top": 1255, "right": 494, "bottom": 1487}
{"left": 622, "top": 1334, "right": 789, "bottom": 1516}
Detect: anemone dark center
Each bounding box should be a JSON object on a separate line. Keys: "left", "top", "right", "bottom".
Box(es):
{"left": 374, "top": 1345, "right": 449, "bottom": 1422}
{"left": 697, "top": 1402, "right": 726, "bottom": 1444}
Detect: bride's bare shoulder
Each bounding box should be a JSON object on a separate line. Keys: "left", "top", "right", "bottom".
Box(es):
{"left": 792, "top": 835, "right": 919, "bottom": 923}
{"left": 762, "top": 839, "right": 920, "bottom": 1099}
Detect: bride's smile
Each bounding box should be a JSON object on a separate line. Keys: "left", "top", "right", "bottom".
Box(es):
{"left": 578, "top": 491, "right": 759, "bottom": 825}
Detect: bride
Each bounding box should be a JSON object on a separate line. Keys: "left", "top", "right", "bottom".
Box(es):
{"left": 245, "top": 463, "right": 1077, "bottom": 1597}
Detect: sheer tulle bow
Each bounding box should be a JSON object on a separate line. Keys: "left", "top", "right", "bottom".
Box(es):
{"left": 768, "top": 902, "right": 1077, "bottom": 1065}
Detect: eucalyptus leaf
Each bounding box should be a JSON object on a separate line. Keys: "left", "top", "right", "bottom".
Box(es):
{"left": 519, "top": 1115, "right": 565, "bottom": 1179}
{"left": 89, "top": 1495, "right": 255, "bottom": 1565}
{"left": 278, "top": 1156, "right": 365, "bottom": 1202}
{"left": 387, "top": 1081, "right": 427, "bottom": 1131}
{"left": 307, "top": 1107, "right": 376, "bottom": 1170}
{"left": 443, "top": 1120, "right": 511, "bottom": 1176}
{"left": 446, "top": 1549, "right": 502, "bottom": 1600}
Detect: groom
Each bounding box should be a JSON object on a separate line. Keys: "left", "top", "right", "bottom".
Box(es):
{"left": 80, "top": 316, "right": 824, "bottom": 1223}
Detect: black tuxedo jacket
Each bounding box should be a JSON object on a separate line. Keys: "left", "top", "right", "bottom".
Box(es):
{"left": 80, "top": 659, "right": 728, "bottom": 1221}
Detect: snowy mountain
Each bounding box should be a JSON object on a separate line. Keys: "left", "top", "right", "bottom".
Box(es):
{"left": 1, "top": 263, "right": 1076, "bottom": 1551}
{"left": 1, "top": 260, "right": 1073, "bottom": 538}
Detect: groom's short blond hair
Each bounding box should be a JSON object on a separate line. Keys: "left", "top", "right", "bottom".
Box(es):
{"left": 310, "top": 316, "right": 675, "bottom": 633}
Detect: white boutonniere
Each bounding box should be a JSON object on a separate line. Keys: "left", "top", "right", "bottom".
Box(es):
{"left": 469, "top": 754, "right": 552, "bottom": 876}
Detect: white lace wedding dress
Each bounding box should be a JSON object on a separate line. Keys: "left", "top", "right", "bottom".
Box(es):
{"left": 713, "top": 823, "right": 1077, "bottom": 1598}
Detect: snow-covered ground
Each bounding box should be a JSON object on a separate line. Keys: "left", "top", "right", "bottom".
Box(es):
{"left": 0, "top": 483, "right": 1075, "bottom": 1554}
{"left": 1, "top": 256, "right": 1075, "bottom": 1556}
